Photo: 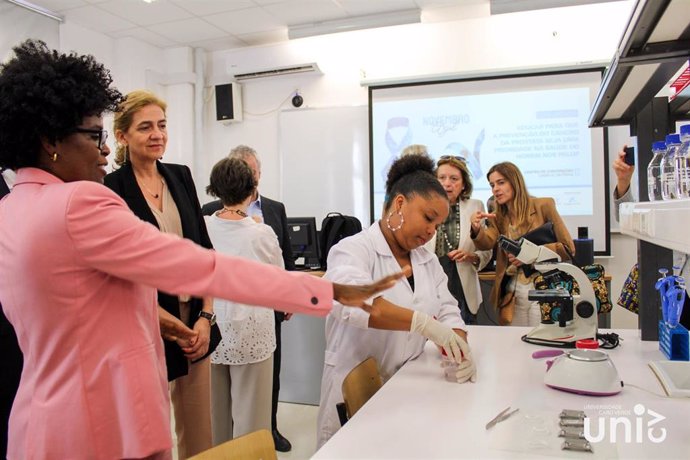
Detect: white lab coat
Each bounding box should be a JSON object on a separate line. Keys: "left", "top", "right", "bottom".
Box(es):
{"left": 316, "top": 222, "right": 466, "bottom": 447}
{"left": 424, "top": 198, "right": 492, "bottom": 314}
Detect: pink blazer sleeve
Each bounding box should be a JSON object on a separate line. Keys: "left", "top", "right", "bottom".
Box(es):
{"left": 65, "top": 182, "right": 333, "bottom": 316}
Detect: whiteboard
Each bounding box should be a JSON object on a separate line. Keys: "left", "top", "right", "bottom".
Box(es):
{"left": 279, "top": 106, "right": 369, "bottom": 229}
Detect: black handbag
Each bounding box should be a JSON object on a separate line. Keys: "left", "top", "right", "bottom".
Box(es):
{"left": 521, "top": 221, "right": 557, "bottom": 246}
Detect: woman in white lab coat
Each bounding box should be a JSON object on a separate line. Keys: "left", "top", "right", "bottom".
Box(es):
{"left": 316, "top": 154, "right": 478, "bottom": 447}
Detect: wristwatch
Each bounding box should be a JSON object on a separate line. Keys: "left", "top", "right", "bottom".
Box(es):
{"left": 198, "top": 311, "right": 216, "bottom": 326}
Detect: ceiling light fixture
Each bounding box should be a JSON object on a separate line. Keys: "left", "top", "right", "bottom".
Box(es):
{"left": 6, "top": 0, "right": 63, "bottom": 21}
{"left": 288, "top": 9, "right": 421, "bottom": 40}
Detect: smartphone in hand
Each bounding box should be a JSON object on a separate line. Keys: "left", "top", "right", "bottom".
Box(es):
{"left": 624, "top": 146, "right": 635, "bottom": 166}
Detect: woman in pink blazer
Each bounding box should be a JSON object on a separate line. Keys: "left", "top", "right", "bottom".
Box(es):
{"left": 0, "top": 40, "right": 403, "bottom": 460}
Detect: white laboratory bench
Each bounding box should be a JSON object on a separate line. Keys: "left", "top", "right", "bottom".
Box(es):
{"left": 313, "top": 326, "right": 689, "bottom": 459}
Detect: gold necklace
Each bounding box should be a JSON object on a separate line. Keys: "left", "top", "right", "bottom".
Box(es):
{"left": 136, "top": 176, "right": 164, "bottom": 199}
{"left": 218, "top": 207, "right": 248, "bottom": 218}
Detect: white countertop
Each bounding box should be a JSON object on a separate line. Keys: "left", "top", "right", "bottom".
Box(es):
{"left": 313, "top": 326, "right": 690, "bottom": 459}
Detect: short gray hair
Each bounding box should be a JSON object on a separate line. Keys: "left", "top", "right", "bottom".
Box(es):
{"left": 401, "top": 144, "right": 428, "bottom": 157}
{"left": 228, "top": 144, "right": 261, "bottom": 170}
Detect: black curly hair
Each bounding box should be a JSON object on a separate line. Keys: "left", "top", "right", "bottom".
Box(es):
{"left": 384, "top": 154, "right": 447, "bottom": 211}
{"left": 206, "top": 157, "right": 257, "bottom": 207}
{"left": 0, "top": 39, "right": 123, "bottom": 170}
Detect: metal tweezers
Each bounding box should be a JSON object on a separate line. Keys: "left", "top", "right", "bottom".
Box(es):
{"left": 485, "top": 406, "right": 520, "bottom": 430}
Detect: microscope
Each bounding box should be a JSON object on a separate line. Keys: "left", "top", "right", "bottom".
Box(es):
{"left": 498, "top": 235, "right": 598, "bottom": 346}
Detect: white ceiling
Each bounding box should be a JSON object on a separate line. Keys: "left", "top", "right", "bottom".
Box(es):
{"left": 20, "top": 0, "right": 620, "bottom": 51}
{"left": 23, "top": 0, "right": 482, "bottom": 51}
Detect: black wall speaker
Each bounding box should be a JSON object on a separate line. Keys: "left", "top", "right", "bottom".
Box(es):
{"left": 215, "top": 83, "right": 243, "bottom": 122}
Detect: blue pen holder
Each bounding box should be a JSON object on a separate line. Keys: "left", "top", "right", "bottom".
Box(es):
{"left": 658, "top": 321, "right": 690, "bottom": 361}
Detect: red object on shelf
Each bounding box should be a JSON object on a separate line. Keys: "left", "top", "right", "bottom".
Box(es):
{"left": 670, "top": 62, "right": 690, "bottom": 101}
{"left": 576, "top": 339, "right": 599, "bottom": 349}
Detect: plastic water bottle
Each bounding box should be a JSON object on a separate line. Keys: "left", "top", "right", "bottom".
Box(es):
{"left": 660, "top": 134, "right": 681, "bottom": 200}
{"left": 675, "top": 124, "right": 690, "bottom": 199}
{"left": 647, "top": 141, "right": 665, "bottom": 201}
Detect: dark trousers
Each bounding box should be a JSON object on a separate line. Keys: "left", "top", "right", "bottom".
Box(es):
{"left": 0, "top": 306, "right": 22, "bottom": 459}
{"left": 271, "top": 312, "right": 284, "bottom": 430}
{"left": 438, "top": 255, "right": 477, "bottom": 325}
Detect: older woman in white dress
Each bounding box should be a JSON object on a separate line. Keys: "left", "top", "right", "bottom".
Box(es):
{"left": 204, "top": 157, "right": 283, "bottom": 444}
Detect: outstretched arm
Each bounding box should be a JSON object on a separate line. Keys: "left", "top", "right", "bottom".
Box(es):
{"left": 613, "top": 145, "right": 635, "bottom": 199}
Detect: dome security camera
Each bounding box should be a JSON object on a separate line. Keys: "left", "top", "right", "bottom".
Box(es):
{"left": 291, "top": 93, "right": 304, "bottom": 108}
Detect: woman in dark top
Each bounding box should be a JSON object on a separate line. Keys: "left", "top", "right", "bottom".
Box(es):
{"left": 104, "top": 90, "right": 215, "bottom": 458}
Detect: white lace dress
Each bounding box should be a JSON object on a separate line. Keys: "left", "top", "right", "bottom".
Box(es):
{"left": 205, "top": 215, "right": 283, "bottom": 365}
{"left": 205, "top": 214, "right": 285, "bottom": 441}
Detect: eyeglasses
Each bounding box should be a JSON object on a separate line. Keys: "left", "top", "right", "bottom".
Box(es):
{"left": 74, "top": 127, "right": 108, "bottom": 150}
{"left": 439, "top": 155, "right": 466, "bottom": 163}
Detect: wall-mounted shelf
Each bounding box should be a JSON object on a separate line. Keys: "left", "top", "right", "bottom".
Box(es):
{"left": 589, "top": 0, "right": 690, "bottom": 341}
{"left": 619, "top": 199, "right": 690, "bottom": 254}
{"left": 589, "top": 0, "right": 690, "bottom": 127}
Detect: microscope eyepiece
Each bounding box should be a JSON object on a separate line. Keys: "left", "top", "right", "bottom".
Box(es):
{"left": 497, "top": 235, "right": 521, "bottom": 256}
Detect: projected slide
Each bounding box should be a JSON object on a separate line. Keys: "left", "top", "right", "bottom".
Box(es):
{"left": 373, "top": 87, "right": 594, "bottom": 214}
{"left": 370, "top": 71, "right": 608, "bottom": 253}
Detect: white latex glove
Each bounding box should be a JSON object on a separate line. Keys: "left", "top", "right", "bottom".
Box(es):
{"left": 410, "top": 311, "right": 468, "bottom": 364}
{"left": 442, "top": 355, "right": 477, "bottom": 383}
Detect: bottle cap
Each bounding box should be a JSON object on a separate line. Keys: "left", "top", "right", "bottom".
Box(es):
{"left": 680, "top": 124, "right": 690, "bottom": 136}
{"left": 575, "top": 339, "right": 599, "bottom": 349}
{"left": 652, "top": 141, "right": 666, "bottom": 151}
{"left": 665, "top": 134, "right": 680, "bottom": 145}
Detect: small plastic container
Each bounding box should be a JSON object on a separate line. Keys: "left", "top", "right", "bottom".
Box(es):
{"left": 659, "top": 321, "right": 689, "bottom": 361}
{"left": 439, "top": 346, "right": 465, "bottom": 382}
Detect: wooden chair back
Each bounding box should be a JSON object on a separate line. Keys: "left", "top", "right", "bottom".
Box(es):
{"left": 188, "top": 429, "right": 277, "bottom": 460}
{"left": 341, "top": 356, "right": 383, "bottom": 419}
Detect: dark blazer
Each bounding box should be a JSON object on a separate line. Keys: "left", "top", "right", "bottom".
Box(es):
{"left": 0, "top": 177, "right": 9, "bottom": 197}
{"left": 0, "top": 174, "right": 22, "bottom": 459}
{"left": 202, "top": 196, "right": 295, "bottom": 271}
{"left": 105, "top": 162, "right": 213, "bottom": 381}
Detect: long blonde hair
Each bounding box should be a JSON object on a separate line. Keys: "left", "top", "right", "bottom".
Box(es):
{"left": 487, "top": 162, "right": 531, "bottom": 232}
{"left": 112, "top": 90, "right": 167, "bottom": 166}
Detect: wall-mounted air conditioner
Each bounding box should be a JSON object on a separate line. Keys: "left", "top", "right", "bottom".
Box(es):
{"left": 233, "top": 63, "right": 321, "bottom": 81}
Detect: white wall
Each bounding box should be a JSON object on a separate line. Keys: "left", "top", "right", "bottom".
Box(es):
{"left": 59, "top": 22, "right": 197, "bottom": 176}
{"left": 1, "top": 1, "right": 59, "bottom": 61}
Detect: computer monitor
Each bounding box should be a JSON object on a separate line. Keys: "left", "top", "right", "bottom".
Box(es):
{"left": 286, "top": 217, "right": 321, "bottom": 269}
